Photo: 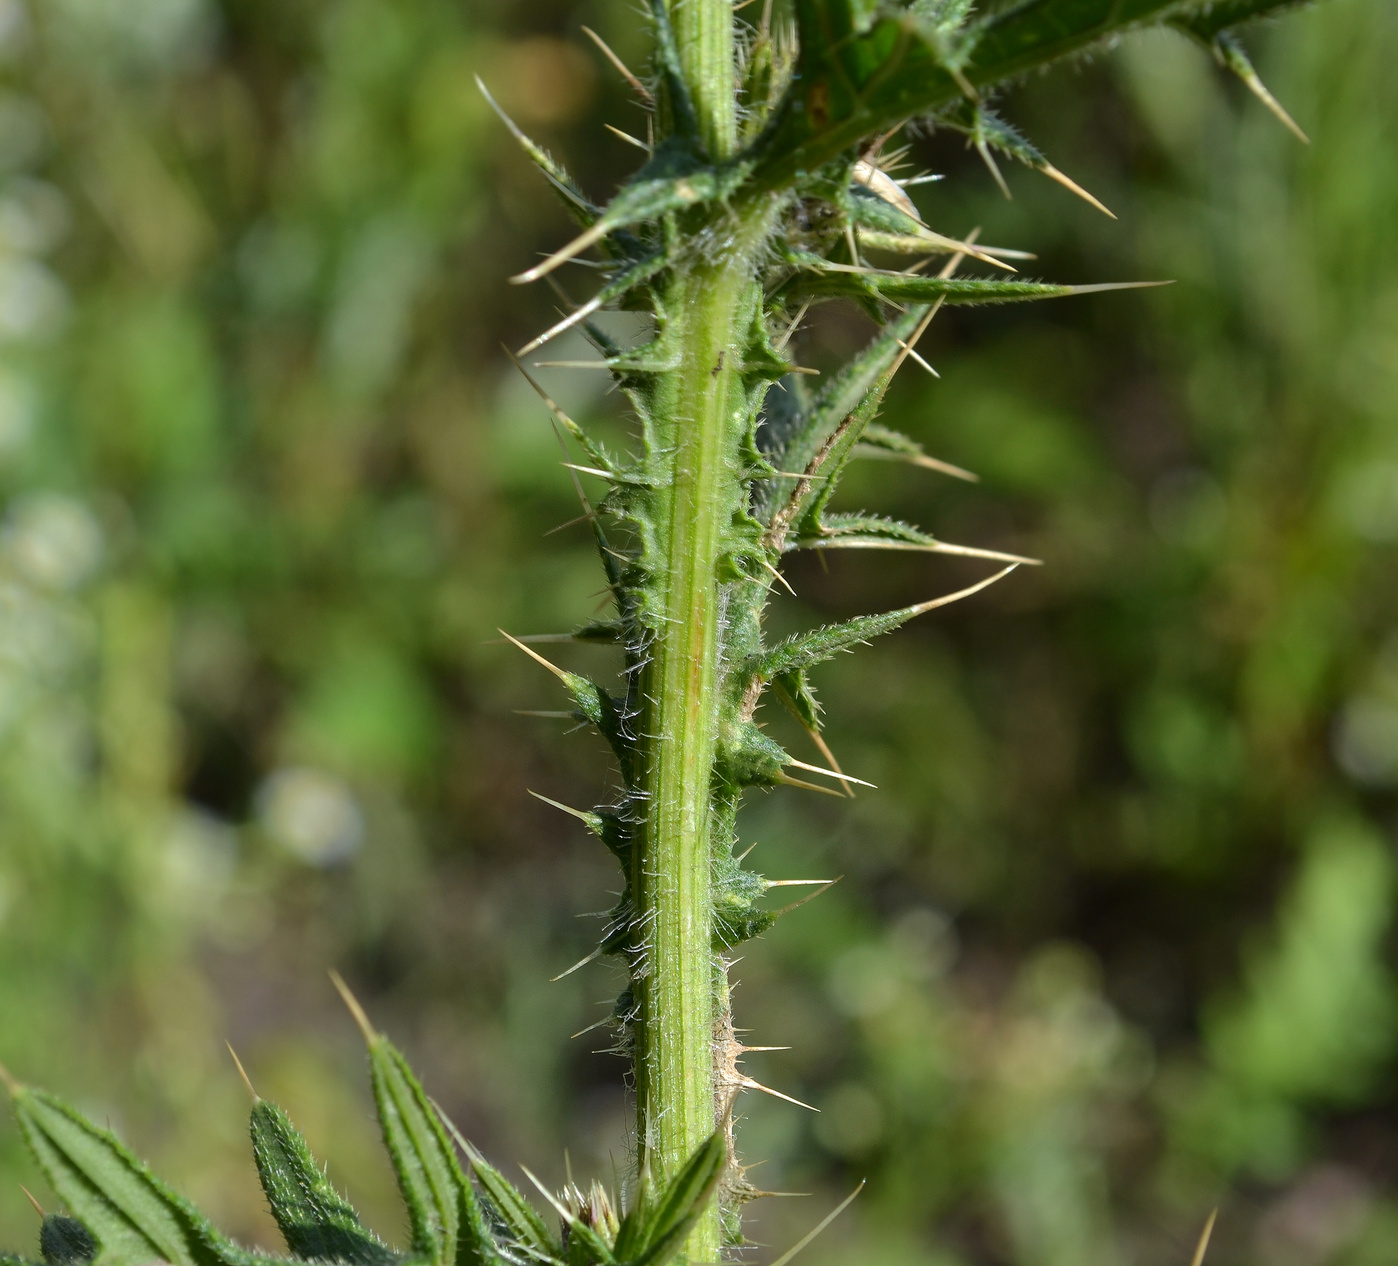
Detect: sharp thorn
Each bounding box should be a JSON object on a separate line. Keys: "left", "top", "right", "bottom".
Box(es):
{"left": 761, "top": 558, "right": 797, "bottom": 597}
{"left": 571, "top": 1015, "right": 615, "bottom": 1040}
{"left": 520, "top": 1164, "right": 581, "bottom": 1226}
{"left": 738, "top": 1045, "right": 791, "bottom": 1052}
{"left": 546, "top": 512, "right": 595, "bottom": 536}
{"left": 909, "top": 452, "right": 977, "bottom": 480}
{"left": 774, "top": 771, "right": 845, "bottom": 798}
{"left": 1188, "top": 1210, "right": 1219, "bottom": 1266}
{"left": 851, "top": 444, "right": 979, "bottom": 482}
{"left": 1064, "top": 280, "right": 1174, "bottom": 296}
{"left": 907, "top": 564, "right": 1020, "bottom": 617}
{"left": 803, "top": 727, "right": 853, "bottom": 797}
{"left": 516, "top": 294, "right": 605, "bottom": 357}
{"left": 767, "top": 1182, "right": 867, "bottom": 1266}
{"left": 512, "top": 220, "right": 611, "bottom": 285}
{"left": 604, "top": 123, "right": 651, "bottom": 153}
{"left": 501, "top": 345, "right": 591, "bottom": 440}
{"left": 329, "top": 971, "right": 378, "bottom": 1045}
{"left": 1216, "top": 34, "right": 1309, "bottom": 143}
{"left": 975, "top": 138, "right": 1012, "bottom": 200}
{"left": 774, "top": 878, "right": 842, "bottom": 917}
{"left": 1038, "top": 161, "right": 1116, "bottom": 218}
{"left": 764, "top": 879, "right": 835, "bottom": 887}
{"left": 533, "top": 360, "right": 616, "bottom": 370}
{"left": 889, "top": 335, "right": 939, "bottom": 377}
{"left": 738, "top": 1077, "right": 818, "bottom": 1112}
{"left": 1242, "top": 74, "right": 1310, "bottom": 143}
{"left": 529, "top": 789, "right": 596, "bottom": 825}
{"left": 786, "top": 758, "right": 875, "bottom": 789}
{"left": 226, "top": 1042, "right": 259, "bottom": 1102}
{"left": 580, "top": 26, "right": 654, "bottom": 105}
{"left": 927, "top": 540, "right": 1040, "bottom": 564}
{"left": 886, "top": 303, "right": 940, "bottom": 383}
{"left": 500, "top": 629, "right": 574, "bottom": 682}
{"left": 551, "top": 946, "right": 604, "bottom": 982}
{"left": 20, "top": 1186, "right": 44, "bottom": 1219}
{"left": 489, "top": 631, "right": 591, "bottom": 644}
{"left": 774, "top": 300, "right": 811, "bottom": 352}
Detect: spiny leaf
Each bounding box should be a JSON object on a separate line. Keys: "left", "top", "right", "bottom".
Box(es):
{"left": 476, "top": 78, "right": 598, "bottom": 228}
{"left": 332, "top": 976, "right": 496, "bottom": 1266}
{"left": 854, "top": 424, "right": 978, "bottom": 481}
{"left": 1172, "top": 23, "right": 1310, "bottom": 142}
{"left": 788, "top": 512, "right": 1039, "bottom": 563}
{"left": 460, "top": 1152, "right": 559, "bottom": 1261}
{"left": 756, "top": 305, "right": 930, "bottom": 522}
{"left": 500, "top": 633, "right": 637, "bottom": 784}
{"left": 779, "top": 270, "right": 1163, "bottom": 308}
{"left": 752, "top": 0, "right": 1311, "bottom": 191}
{"left": 10, "top": 1084, "right": 260, "bottom": 1266}
{"left": 613, "top": 1131, "right": 725, "bottom": 1266}
{"left": 513, "top": 141, "right": 744, "bottom": 284}
{"left": 745, "top": 565, "right": 1021, "bottom": 682}
{"left": 250, "top": 1098, "right": 395, "bottom": 1265}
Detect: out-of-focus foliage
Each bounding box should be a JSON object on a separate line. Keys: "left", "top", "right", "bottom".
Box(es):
{"left": 0, "top": 1, "right": 1395, "bottom": 1265}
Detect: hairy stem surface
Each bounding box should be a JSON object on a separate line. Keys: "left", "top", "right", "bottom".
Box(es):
{"left": 634, "top": 5, "right": 744, "bottom": 1260}
{"left": 635, "top": 257, "right": 746, "bottom": 1264}
{"left": 667, "top": 0, "right": 736, "bottom": 159}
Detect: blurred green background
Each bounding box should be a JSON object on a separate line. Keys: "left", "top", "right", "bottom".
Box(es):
{"left": 1, "top": 1, "right": 1396, "bottom": 1264}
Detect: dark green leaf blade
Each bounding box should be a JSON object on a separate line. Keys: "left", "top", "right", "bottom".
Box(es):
{"left": 753, "top": 0, "right": 1311, "bottom": 190}
{"left": 332, "top": 978, "right": 502, "bottom": 1266}
{"left": 250, "top": 1099, "right": 395, "bottom": 1265}
{"left": 618, "top": 1132, "right": 725, "bottom": 1266}
{"left": 11, "top": 1086, "right": 260, "bottom": 1266}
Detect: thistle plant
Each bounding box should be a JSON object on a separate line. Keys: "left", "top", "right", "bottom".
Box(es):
{"left": 2, "top": 1, "right": 1323, "bottom": 1264}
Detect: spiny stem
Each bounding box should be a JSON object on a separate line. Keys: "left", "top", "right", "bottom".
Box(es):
{"left": 634, "top": 252, "right": 750, "bottom": 1263}
{"left": 632, "top": 4, "right": 746, "bottom": 1258}
{"left": 667, "top": 0, "right": 737, "bottom": 160}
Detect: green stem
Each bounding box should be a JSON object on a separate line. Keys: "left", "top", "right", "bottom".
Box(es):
{"left": 633, "top": 7, "right": 751, "bottom": 1259}
{"left": 635, "top": 252, "right": 745, "bottom": 1263}
{"left": 667, "top": 0, "right": 736, "bottom": 160}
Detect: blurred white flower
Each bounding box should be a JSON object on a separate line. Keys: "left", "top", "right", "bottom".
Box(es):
{"left": 1334, "top": 695, "right": 1398, "bottom": 786}
{"left": 257, "top": 766, "right": 364, "bottom": 866}
{"left": 0, "top": 256, "right": 67, "bottom": 340}
{"left": 3, "top": 492, "right": 103, "bottom": 590}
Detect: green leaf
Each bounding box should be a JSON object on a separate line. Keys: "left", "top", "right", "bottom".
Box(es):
{"left": 331, "top": 980, "right": 499, "bottom": 1266}
{"left": 512, "top": 140, "right": 746, "bottom": 285}
{"left": 460, "top": 1152, "right": 560, "bottom": 1261}
{"left": 11, "top": 1086, "right": 261, "bottom": 1266}
{"left": 853, "top": 423, "right": 978, "bottom": 481}
{"left": 757, "top": 306, "right": 930, "bottom": 527}
{"left": 476, "top": 78, "right": 598, "bottom": 229}
{"left": 751, "top": 0, "right": 1311, "bottom": 191}
{"left": 744, "top": 559, "right": 1023, "bottom": 685}
{"left": 779, "top": 270, "right": 1150, "bottom": 308}
{"left": 250, "top": 1099, "right": 395, "bottom": 1265}
{"left": 370, "top": 1044, "right": 467, "bottom": 1265}
{"left": 614, "top": 1132, "right": 725, "bottom": 1266}
{"left": 771, "top": 669, "right": 823, "bottom": 734}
